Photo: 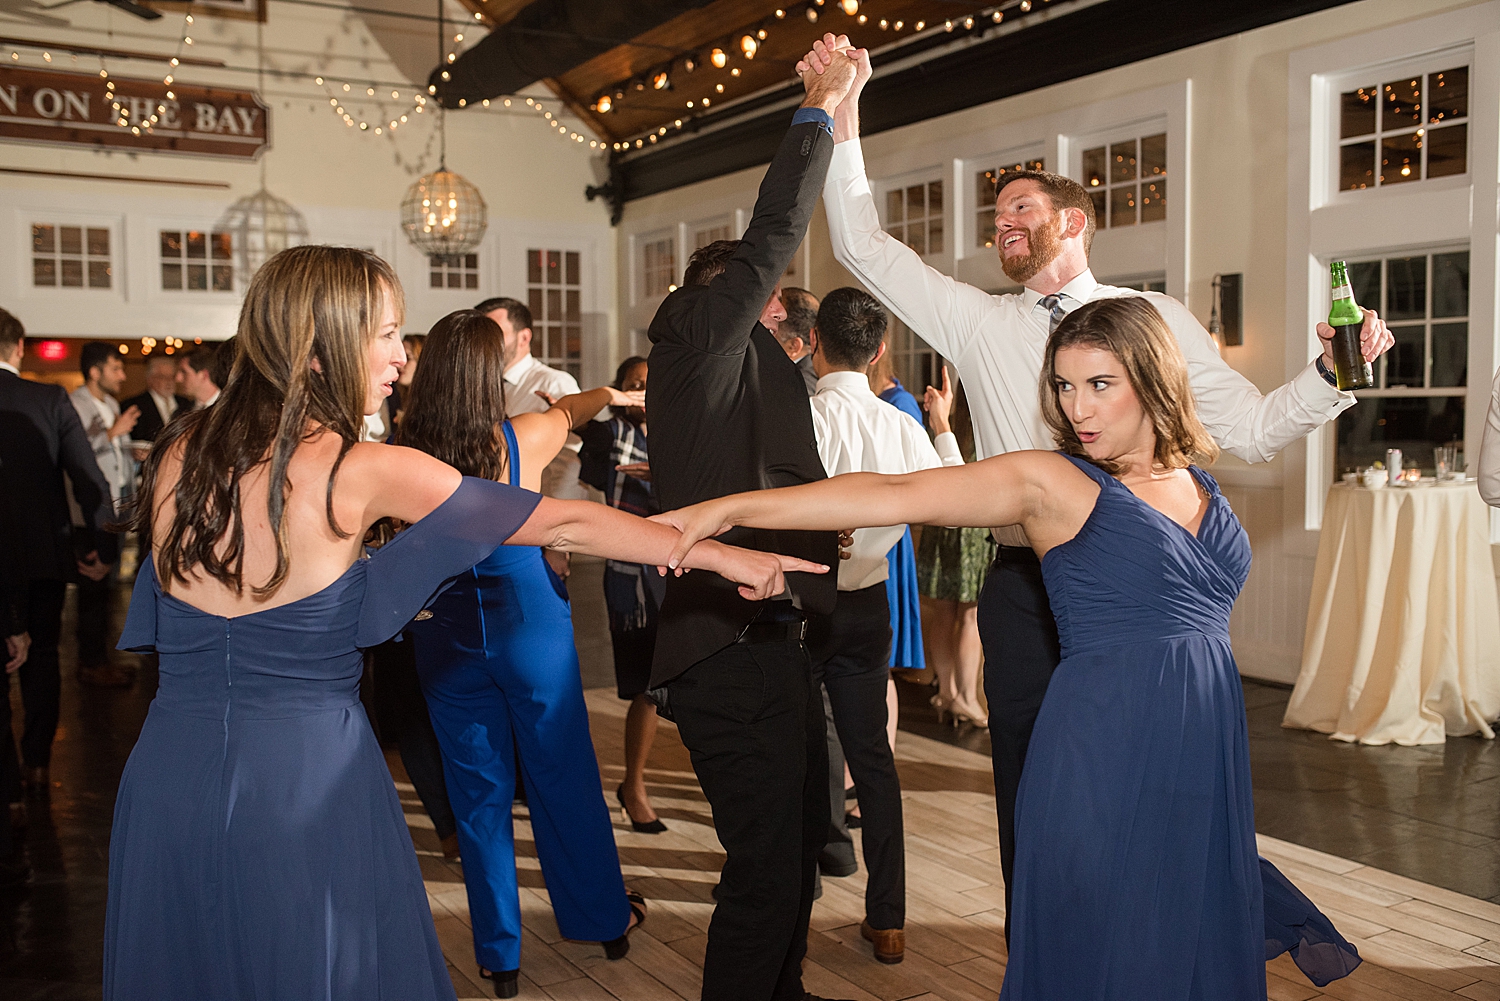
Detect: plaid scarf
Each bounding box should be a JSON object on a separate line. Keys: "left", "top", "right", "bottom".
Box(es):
{"left": 594, "top": 417, "right": 664, "bottom": 631}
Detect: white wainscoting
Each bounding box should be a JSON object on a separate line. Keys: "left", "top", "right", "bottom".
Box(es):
{"left": 1222, "top": 484, "right": 1317, "bottom": 685}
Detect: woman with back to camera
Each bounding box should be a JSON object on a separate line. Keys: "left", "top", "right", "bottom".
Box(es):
{"left": 397, "top": 311, "right": 650, "bottom": 997}
{"left": 103, "top": 247, "right": 823, "bottom": 1001}
{"left": 655, "top": 297, "right": 1360, "bottom": 999}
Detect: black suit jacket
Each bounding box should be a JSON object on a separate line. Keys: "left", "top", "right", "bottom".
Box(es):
{"left": 122, "top": 390, "right": 192, "bottom": 443}
{"left": 0, "top": 369, "right": 117, "bottom": 580}
{"left": 646, "top": 117, "right": 839, "bottom": 684}
{"left": 0, "top": 458, "right": 24, "bottom": 636}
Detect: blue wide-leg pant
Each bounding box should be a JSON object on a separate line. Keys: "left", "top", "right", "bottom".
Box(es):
{"left": 411, "top": 548, "right": 630, "bottom": 973}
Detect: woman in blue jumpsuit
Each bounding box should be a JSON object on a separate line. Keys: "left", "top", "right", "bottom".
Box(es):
{"left": 398, "top": 310, "right": 647, "bottom": 998}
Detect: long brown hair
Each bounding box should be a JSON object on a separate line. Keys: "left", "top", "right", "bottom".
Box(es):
{"left": 134, "top": 245, "right": 404, "bottom": 596}
{"left": 1040, "top": 296, "right": 1217, "bottom": 475}
{"left": 394, "top": 310, "right": 510, "bottom": 481}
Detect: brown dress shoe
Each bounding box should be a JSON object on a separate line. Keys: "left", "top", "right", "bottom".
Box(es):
{"left": 860, "top": 919, "right": 904, "bottom": 964}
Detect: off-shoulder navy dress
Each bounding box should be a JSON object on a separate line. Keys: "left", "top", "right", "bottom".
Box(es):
{"left": 998, "top": 456, "right": 1359, "bottom": 1000}
{"left": 104, "top": 477, "right": 540, "bottom": 1001}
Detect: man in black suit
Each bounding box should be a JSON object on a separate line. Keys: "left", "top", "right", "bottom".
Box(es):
{"left": 777, "top": 287, "right": 822, "bottom": 396}
{"left": 0, "top": 459, "right": 32, "bottom": 885}
{"left": 121, "top": 354, "right": 192, "bottom": 444}
{"left": 645, "top": 39, "right": 859, "bottom": 1001}
{"left": 0, "top": 309, "right": 116, "bottom": 797}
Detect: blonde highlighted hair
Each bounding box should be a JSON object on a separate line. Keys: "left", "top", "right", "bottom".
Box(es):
{"left": 1040, "top": 296, "right": 1217, "bottom": 475}
{"left": 134, "top": 245, "right": 404, "bottom": 597}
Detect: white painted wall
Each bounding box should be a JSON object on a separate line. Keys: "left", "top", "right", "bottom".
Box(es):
{"left": 615, "top": 0, "right": 1497, "bottom": 684}
{"left": 0, "top": 0, "right": 616, "bottom": 385}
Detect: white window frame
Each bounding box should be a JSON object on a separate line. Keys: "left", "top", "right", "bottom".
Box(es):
{"left": 28, "top": 218, "right": 116, "bottom": 293}
{"left": 1073, "top": 125, "right": 1170, "bottom": 232}
{"left": 874, "top": 166, "right": 948, "bottom": 264}
{"left": 158, "top": 227, "right": 235, "bottom": 294}
{"left": 1062, "top": 116, "right": 1173, "bottom": 297}
{"left": 1287, "top": 2, "right": 1500, "bottom": 536}
{"left": 1326, "top": 49, "right": 1473, "bottom": 201}
{"left": 524, "top": 246, "right": 585, "bottom": 384}
{"left": 634, "top": 227, "right": 677, "bottom": 305}
{"left": 428, "top": 251, "right": 481, "bottom": 292}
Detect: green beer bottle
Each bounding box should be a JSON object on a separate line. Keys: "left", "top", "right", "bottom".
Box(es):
{"left": 1328, "top": 261, "right": 1374, "bottom": 391}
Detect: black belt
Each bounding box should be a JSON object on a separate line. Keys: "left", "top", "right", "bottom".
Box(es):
{"left": 997, "top": 545, "right": 1041, "bottom": 566}
{"left": 736, "top": 616, "right": 807, "bottom": 645}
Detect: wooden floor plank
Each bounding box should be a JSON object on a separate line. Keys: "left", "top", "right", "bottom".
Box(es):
{"left": 402, "top": 693, "right": 1496, "bottom": 1001}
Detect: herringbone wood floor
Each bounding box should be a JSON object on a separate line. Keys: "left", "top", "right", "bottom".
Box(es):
{"left": 395, "top": 690, "right": 1500, "bottom": 1001}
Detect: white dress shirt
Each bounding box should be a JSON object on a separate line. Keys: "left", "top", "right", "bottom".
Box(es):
{"left": 504, "top": 352, "right": 585, "bottom": 498}
{"left": 0, "top": 360, "right": 18, "bottom": 376}
{"left": 811, "top": 370, "right": 963, "bottom": 590}
{"left": 823, "top": 138, "right": 1355, "bottom": 543}
{"left": 70, "top": 385, "right": 132, "bottom": 503}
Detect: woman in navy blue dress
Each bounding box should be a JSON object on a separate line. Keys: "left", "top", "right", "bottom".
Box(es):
{"left": 104, "top": 246, "right": 825, "bottom": 1001}
{"left": 397, "top": 311, "right": 649, "bottom": 997}
{"left": 656, "top": 297, "right": 1360, "bottom": 998}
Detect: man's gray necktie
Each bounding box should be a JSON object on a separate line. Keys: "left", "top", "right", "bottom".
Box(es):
{"left": 1038, "top": 294, "right": 1068, "bottom": 334}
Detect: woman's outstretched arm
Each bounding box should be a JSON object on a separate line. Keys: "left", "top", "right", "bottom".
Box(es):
{"left": 511, "top": 496, "right": 826, "bottom": 601}
{"left": 653, "top": 450, "right": 1090, "bottom": 569}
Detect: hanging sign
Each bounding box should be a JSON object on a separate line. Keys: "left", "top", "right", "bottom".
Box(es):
{"left": 0, "top": 66, "right": 267, "bottom": 159}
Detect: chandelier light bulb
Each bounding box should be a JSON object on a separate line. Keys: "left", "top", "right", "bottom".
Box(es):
{"left": 740, "top": 35, "right": 757, "bottom": 58}
{"left": 710, "top": 47, "right": 727, "bottom": 68}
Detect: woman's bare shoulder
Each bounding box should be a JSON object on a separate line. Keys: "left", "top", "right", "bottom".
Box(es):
{"left": 341, "top": 440, "right": 462, "bottom": 523}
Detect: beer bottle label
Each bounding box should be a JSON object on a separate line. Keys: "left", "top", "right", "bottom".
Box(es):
{"left": 1332, "top": 284, "right": 1353, "bottom": 300}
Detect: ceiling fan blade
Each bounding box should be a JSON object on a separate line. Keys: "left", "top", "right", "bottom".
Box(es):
{"left": 94, "top": 0, "right": 164, "bottom": 20}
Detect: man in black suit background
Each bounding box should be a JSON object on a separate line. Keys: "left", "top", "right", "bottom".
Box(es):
{"left": 121, "top": 354, "right": 192, "bottom": 444}
{"left": 0, "top": 309, "right": 116, "bottom": 797}
{"left": 645, "top": 38, "right": 859, "bottom": 1001}
{"left": 1, "top": 458, "right": 32, "bottom": 885}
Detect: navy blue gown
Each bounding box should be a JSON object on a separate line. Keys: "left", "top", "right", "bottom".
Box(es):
{"left": 105, "top": 477, "right": 540, "bottom": 1001}
{"left": 999, "top": 455, "right": 1359, "bottom": 1000}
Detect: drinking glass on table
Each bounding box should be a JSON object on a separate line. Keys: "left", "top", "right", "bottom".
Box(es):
{"left": 1434, "top": 444, "right": 1460, "bottom": 482}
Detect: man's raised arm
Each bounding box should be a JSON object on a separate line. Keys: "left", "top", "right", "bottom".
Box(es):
{"left": 810, "top": 43, "right": 994, "bottom": 362}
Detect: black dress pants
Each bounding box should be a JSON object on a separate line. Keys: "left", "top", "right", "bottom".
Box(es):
{"left": 19, "top": 580, "right": 66, "bottom": 769}
{"left": 808, "top": 584, "right": 903, "bottom": 930}
{"left": 74, "top": 549, "right": 118, "bottom": 668}
{"left": 370, "top": 634, "right": 457, "bottom": 841}
{"left": 667, "top": 634, "right": 827, "bottom": 1001}
{"left": 976, "top": 547, "right": 1060, "bottom": 943}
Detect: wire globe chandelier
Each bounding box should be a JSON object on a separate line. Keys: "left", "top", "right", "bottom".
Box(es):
{"left": 401, "top": 167, "right": 486, "bottom": 256}
{"left": 400, "top": 0, "right": 487, "bottom": 257}
{"left": 222, "top": 186, "right": 310, "bottom": 287}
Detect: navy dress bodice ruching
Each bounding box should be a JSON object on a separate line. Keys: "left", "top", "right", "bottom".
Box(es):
{"left": 103, "top": 476, "right": 540, "bottom": 1001}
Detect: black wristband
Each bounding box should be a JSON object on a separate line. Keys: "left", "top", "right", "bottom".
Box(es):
{"left": 1315, "top": 356, "right": 1339, "bottom": 387}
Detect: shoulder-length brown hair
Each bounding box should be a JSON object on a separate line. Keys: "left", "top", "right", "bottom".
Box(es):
{"left": 133, "top": 245, "right": 404, "bottom": 597}
{"left": 394, "top": 310, "right": 510, "bottom": 481}
{"left": 1039, "top": 296, "right": 1217, "bottom": 475}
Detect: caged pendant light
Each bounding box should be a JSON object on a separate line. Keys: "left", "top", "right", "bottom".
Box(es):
{"left": 400, "top": 0, "right": 487, "bottom": 258}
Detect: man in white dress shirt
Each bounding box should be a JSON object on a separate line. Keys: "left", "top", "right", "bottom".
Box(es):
{"left": 805, "top": 287, "right": 963, "bottom": 965}
{"left": 69, "top": 342, "right": 138, "bottom": 685}
{"left": 801, "top": 37, "right": 1394, "bottom": 940}
{"left": 478, "top": 297, "right": 584, "bottom": 577}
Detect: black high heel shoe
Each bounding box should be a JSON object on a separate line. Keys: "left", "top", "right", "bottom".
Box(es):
{"left": 603, "top": 891, "right": 648, "bottom": 960}
{"left": 615, "top": 783, "right": 667, "bottom": 834}
{"left": 477, "top": 967, "right": 519, "bottom": 998}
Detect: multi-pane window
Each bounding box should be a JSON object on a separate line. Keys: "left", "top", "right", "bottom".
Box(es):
{"left": 640, "top": 232, "right": 676, "bottom": 299}
{"left": 975, "top": 158, "right": 1045, "bottom": 249}
{"left": 527, "top": 248, "right": 582, "bottom": 382}
{"left": 885, "top": 180, "right": 943, "bottom": 256}
{"left": 161, "top": 230, "right": 233, "bottom": 291}
{"left": 692, "top": 219, "right": 732, "bottom": 251}
{"left": 1333, "top": 249, "right": 1468, "bottom": 473}
{"left": 889, "top": 317, "right": 939, "bottom": 398}
{"left": 1111, "top": 276, "right": 1167, "bottom": 293}
{"left": 1081, "top": 133, "right": 1167, "bottom": 229}
{"left": 1338, "top": 64, "right": 1467, "bottom": 190}
{"left": 430, "top": 253, "right": 479, "bottom": 290}
{"left": 32, "top": 224, "right": 111, "bottom": 289}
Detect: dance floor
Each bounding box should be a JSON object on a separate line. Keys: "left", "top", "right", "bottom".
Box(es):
{"left": 403, "top": 690, "right": 1500, "bottom": 1001}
